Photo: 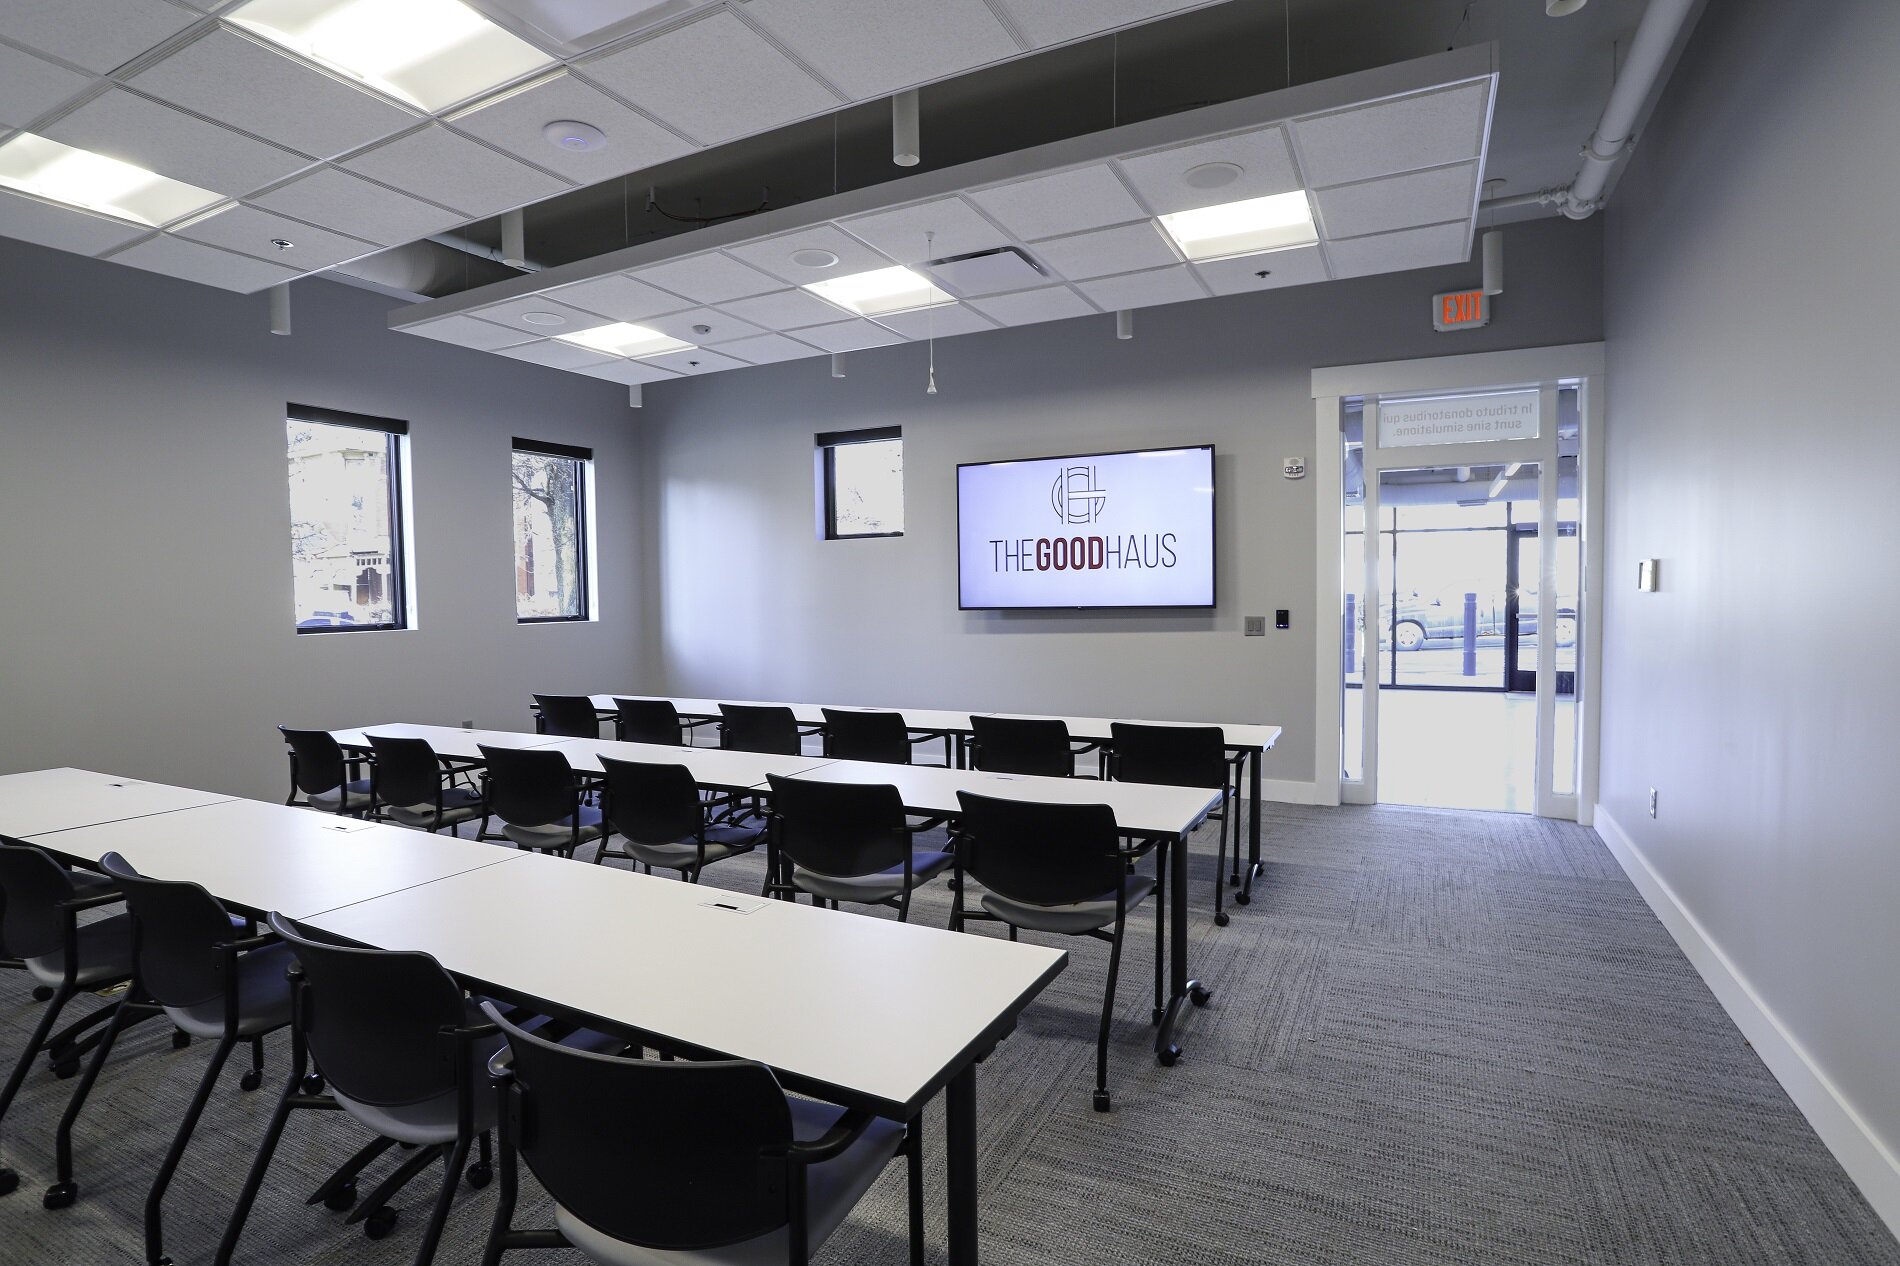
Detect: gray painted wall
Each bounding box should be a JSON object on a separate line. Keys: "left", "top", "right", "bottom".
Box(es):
{"left": 0, "top": 238, "right": 643, "bottom": 802}
{"left": 636, "top": 215, "right": 1604, "bottom": 786}
{"left": 1601, "top": 0, "right": 1900, "bottom": 1186}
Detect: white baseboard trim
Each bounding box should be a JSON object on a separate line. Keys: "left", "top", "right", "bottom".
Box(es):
{"left": 1595, "top": 805, "right": 1900, "bottom": 1238}
{"left": 1258, "top": 778, "right": 1321, "bottom": 805}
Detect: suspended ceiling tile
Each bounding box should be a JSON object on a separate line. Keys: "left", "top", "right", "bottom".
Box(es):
{"left": 0, "top": 0, "right": 199, "bottom": 75}
{"left": 966, "top": 165, "right": 1145, "bottom": 243}
{"left": 569, "top": 357, "right": 680, "bottom": 386}
{"left": 872, "top": 303, "right": 995, "bottom": 340}
{"left": 1314, "top": 161, "right": 1479, "bottom": 241}
{"left": 173, "top": 202, "right": 373, "bottom": 269}
{"left": 1192, "top": 244, "right": 1329, "bottom": 295}
{"left": 629, "top": 251, "right": 780, "bottom": 305}
{"left": 1074, "top": 264, "right": 1205, "bottom": 310}
{"left": 250, "top": 167, "right": 462, "bottom": 246}
{"left": 723, "top": 224, "right": 893, "bottom": 285}
{"left": 1293, "top": 82, "right": 1490, "bottom": 189}
{"left": 992, "top": 0, "right": 1206, "bottom": 49}
{"left": 640, "top": 346, "right": 750, "bottom": 376}
{"left": 838, "top": 196, "right": 1008, "bottom": 265}
{"left": 715, "top": 287, "right": 851, "bottom": 331}
{"left": 965, "top": 285, "right": 1097, "bottom": 326}
{"left": 639, "top": 305, "right": 764, "bottom": 345}
{"left": 342, "top": 124, "right": 570, "bottom": 219}
{"left": 742, "top": 0, "right": 1021, "bottom": 101}
{"left": 1032, "top": 221, "right": 1178, "bottom": 281}
{"left": 0, "top": 189, "right": 148, "bottom": 255}
{"left": 43, "top": 88, "right": 312, "bottom": 197}
{"left": 105, "top": 231, "right": 300, "bottom": 292}
{"left": 0, "top": 43, "right": 93, "bottom": 129}
{"left": 1325, "top": 220, "right": 1470, "bottom": 279}
{"left": 719, "top": 332, "right": 826, "bottom": 366}
{"left": 404, "top": 313, "right": 535, "bottom": 351}
{"left": 448, "top": 71, "right": 694, "bottom": 186}
{"left": 472, "top": 294, "right": 608, "bottom": 334}
{"left": 549, "top": 272, "right": 687, "bottom": 322}
{"left": 577, "top": 12, "right": 839, "bottom": 147}
{"left": 1117, "top": 125, "right": 1301, "bottom": 217}
{"left": 793, "top": 318, "right": 908, "bottom": 353}
{"left": 127, "top": 28, "right": 420, "bottom": 160}
{"left": 493, "top": 339, "right": 621, "bottom": 370}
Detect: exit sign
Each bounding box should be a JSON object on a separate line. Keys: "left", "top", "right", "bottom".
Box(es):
{"left": 1433, "top": 288, "right": 1490, "bottom": 331}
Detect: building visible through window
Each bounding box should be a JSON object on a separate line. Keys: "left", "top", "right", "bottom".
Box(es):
{"left": 513, "top": 440, "right": 591, "bottom": 621}
{"left": 286, "top": 408, "right": 406, "bottom": 631}
{"left": 819, "top": 427, "right": 903, "bottom": 539}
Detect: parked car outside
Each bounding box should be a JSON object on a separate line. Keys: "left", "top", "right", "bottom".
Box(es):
{"left": 1384, "top": 591, "right": 1577, "bottom": 650}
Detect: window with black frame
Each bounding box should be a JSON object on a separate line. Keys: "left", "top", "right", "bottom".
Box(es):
{"left": 512, "top": 439, "right": 591, "bottom": 622}
{"left": 286, "top": 407, "right": 407, "bottom": 633}
{"left": 818, "top": 427, "right": 903, "bottom": 539}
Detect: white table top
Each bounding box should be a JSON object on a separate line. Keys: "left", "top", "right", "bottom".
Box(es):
{"left": 545, "top": 737, "right": 833, "bottom": 788}
{"left": 332, "top": 723, "right": 568, "bottom": 762}
{"left": 981, "top": 713, "right": 1284, "bottom": 750}
{"left": 0, "top": 767, "right": 238, "bottom": 839}
{"left": 588, "top": 696, "right": 981, "bottom": 733}
{"left": 774, "top": 760, "right": 1219, "bottom": 838}
{"left": 305, "top": 851, "right": 1065, "bottom": 1114}
{"left": 27, "top": 798, "right": 517, "bottom": 919}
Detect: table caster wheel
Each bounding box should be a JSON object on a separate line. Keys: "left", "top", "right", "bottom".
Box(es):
{"left": 1234, "top": 890, "right": 1251, "bottom": 906}
{"left": 171, "top": 1031, "right": 191, "bottom": 1050}
{"left": 364, "top": 1206, "right": 397, "bottom": 1240}
{"left": 0, "top": 1167, "right": 18, "bottom": 1197}
{"left": 52, "top": 1059, "right": 79, "bottom": 1080}
{"left": 240, "top": 1069, "right": 263, "bottom": 1092}
{"left": 1190, "top": 984, "right": 1212, "bottom": 1007}
{"left": 1156, "top": 1045, "right": 1180, "bottom": 1068}
{"left": 1214, "top": 911, "right": 1229, "bottom": 927}
{"left": 32, "top": 986, "right": 53, "bottom": 1002}
{"left": 43, "top": 1181, "right": 77, "bottom": 1210}
{"left": 301, "top": 1073, "right": 325, "bottom": 1095}
{"left": 323, "top": 1181, "right": 357, "bottom": 1212}
{"left": 1092, "top": 1090, "right": 1111, "bottom": 1113}
{"left": 465, "top": 1161, "right": 492, "bottom": 1189}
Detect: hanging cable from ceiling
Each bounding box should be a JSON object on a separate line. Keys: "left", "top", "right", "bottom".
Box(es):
{"left": 925, "top": 230, "right": 938, "bottom": 397}
{"left": 645, "top": 187, "right": 772, "bottom": 226}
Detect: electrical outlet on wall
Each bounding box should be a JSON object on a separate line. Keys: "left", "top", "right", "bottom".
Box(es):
{"left": 1648, "top": 788, "right": 1658, "bottom": 818}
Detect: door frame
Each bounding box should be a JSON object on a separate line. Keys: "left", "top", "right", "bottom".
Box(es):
{"left": 1310, "top": 342, "right": 1606, "bottom": 821}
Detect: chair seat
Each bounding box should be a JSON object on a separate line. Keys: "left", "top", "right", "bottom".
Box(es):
{"left": 553, "top": 1097, "right": 905, "bottom": 1266}
{"left": 25, "top": 912, "right": 135, "bottom": 988}
{"left": 385, "top": 786, "right": 485, "bottom": 829}
{"left": 980, "top": 873, "right": 1157, "bottom": 935}
{"left": 309, "top": 779, "right": 373, "bottom": 811}
{"left": 165, "top": 943, "right": 297, "bottom": 1039}
{"left": 504, "top": 805, "right": 606, "bottom": 851}
{"left": 614, "top": 824, "right": 762, "bottom": 872}
{"left": 794, "top": 850, "right": 952, "bottom": 904}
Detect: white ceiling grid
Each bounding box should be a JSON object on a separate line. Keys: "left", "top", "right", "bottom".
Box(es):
{"left": 391, "top": 46, "right": 1498, "bottom": 388}
{"left": 0, "top": 0, "right": 1232, "bottom": 292}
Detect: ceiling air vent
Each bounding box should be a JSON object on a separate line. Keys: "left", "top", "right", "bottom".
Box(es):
{"left": 924, "top": 247, "right": 1047, "bottom": 298}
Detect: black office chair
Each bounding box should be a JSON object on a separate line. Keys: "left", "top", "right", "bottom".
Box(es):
{"left": 43, "top": 853, "right": 293, "bottom": 1261}
{"left": 533, "top": 694, "right": 603, "bottom": 740}
{"left": 0, "top": 841, "right": 165, "bottom": 1199}
{"left": 596, "top": 758, "right": 761, "bottom": 883}
{"left": 611, "top": 698, "right": 686, "bottom": 745}
{"left": 763, "top": 777, "right": 950, "bottom": 922}
{"left": 369, "top": 735, "right": 485, "bottom": 836}
{"left": 1109, "top": 723, "right": 1244, "bottom": 925}
{"left": 719, "top": 704, "right": 817, "bottom": 756}
{"left": 820, "top": 709, "right": 933, "bottom": 766}
{"left": 476, "top": 1000, "right": 922, "bottom": 1266}
{"left": 476, "top": 746, "right": 604, "bottom": 858}
{"left": 951, "top": 793, "right": 1154, "bottom": 1112}
{"left": 967, "top": 716, "right": 1095, "bottom": 778}
{"left": 278, "top": 727, "right": 373, "bottom": 816}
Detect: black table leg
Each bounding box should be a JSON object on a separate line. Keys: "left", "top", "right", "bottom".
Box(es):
{"left": 946, "top": 1062, "right": 978, "bottom": 1266}
{"left": 1154, "top": 833, "right": 1209, "bottom": 1065}
{"left": 1237, "top": 748, "right": 1264, "bottom": 905}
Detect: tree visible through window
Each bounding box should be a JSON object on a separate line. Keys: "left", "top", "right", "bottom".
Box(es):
{"left": 513, "top": 441, "right": 590, "bottom": 621}
{"left": 821, "top": 428, "right": 903, "bottom": 539}
{"left": 287, "top": 409, "right": 406, "bottom": 632}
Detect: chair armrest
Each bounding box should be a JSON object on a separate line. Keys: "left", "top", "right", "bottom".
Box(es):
{"left": 796, "top": 724, "right": 826, "bottom": 737}
{"left": 903, "top": 817, "right": 947, "bottom": 835}
{"left": 786, "top": 1107, "right": 877, "bottom": 1163}
{"left": 57, "top": 890, "right": 126, "bottom": 913}
{"left": 220, "top": 932, "right": 280, "bottom": 955}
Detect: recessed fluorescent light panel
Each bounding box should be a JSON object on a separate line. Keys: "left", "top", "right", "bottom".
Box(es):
{"left": 1156, "top": 190, "right": 1317, "bottom": 262}
{"left": 556, "top": 322, "right": 693, "bottom": 359}
{"left": 803, "top": 265, "right": 954, "bottom": 318}
{"left": 228, "top": 0, "right": 555, "bottom": 113}
{"left": 0, "top": 133, "right": 225, "bottom": 226}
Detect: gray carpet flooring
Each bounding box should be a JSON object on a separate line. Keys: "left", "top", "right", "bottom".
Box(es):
{"left": 2, "top": 802, "right": 1895, "bottom": 1265}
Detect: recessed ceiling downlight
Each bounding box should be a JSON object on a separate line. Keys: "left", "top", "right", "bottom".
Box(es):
{"left": 520, "top": 311, "right": 567, "bottom": 326}
{"left": 790, "top": 248, "right": 840, "bottom": 269}
{"left": 1183, "top": 161, "right": 1243, "bottom": 190}
{"left": 542, "top": 120, "right": 607, "bottom": 153}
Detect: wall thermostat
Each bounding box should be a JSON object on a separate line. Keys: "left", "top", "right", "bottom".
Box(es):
{"left": 1283, "top": 457, "right": 1307, "bottom": 479}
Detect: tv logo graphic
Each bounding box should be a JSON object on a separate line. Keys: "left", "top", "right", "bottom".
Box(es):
{"left": 1051, "top": 465, "right": 1106, "bottom": 524}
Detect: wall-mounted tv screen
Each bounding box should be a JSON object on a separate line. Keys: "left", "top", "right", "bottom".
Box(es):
{"left": 957, "top": 444, "right": 1215, "bottom": 610}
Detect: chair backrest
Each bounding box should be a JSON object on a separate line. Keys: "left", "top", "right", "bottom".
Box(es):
{"left": 479, "top": 745, "right": 579, "bottom": 828}
{"left": 99, "top": 851, "right": 239, "bottom": 1010}
{"left": 765, "top": 776, "right": 910, "bottom": 879}
{"left": 368, "top": 735, "right": 445, "bottom": 807}
{"left": 535, "top": 694, "right": 602, "bottom": 739}
{"left": 720, "top": 704, "right": 801, "bottom": 756}
{"left": 486, "top": 1001, "right": 794, "bottom": 1251}
{"left": 953, "top": 792, "right": 1124, "bottom": 907}
{"left": 599, "top": 758, "right": 701, "bottom": 845}
{"left": 268, "top": 911, "right": 469, "bottom": 1108}
{"left": 0, "top": 840, "right": 86, "bottom": 961}
{"left": 279, "top": 726, "right": 348, "bottom": 795}
{"left": 1108, "top": 723, "right": 1228, "bottom": 790}
{"left": 968, "top": 716, "right": 1075, "bottom": 777}
{"left": 613, "top": 698, "right": 684, "bottom": 746}
{"left": 821, "top": 709, "right": 912, "bottom": 765}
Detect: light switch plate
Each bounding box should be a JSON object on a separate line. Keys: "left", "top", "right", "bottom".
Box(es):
{"left": 1244, "top": 616, "right": 1267, "bottom": 636}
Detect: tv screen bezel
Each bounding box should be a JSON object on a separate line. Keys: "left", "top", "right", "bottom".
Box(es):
{"left": 955, "top": 442, "right": 1217, "bottom": 612}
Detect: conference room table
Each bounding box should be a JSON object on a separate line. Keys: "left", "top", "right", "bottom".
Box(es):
{"left": 0, "top": 767, "right": 238, "bottom": 838}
